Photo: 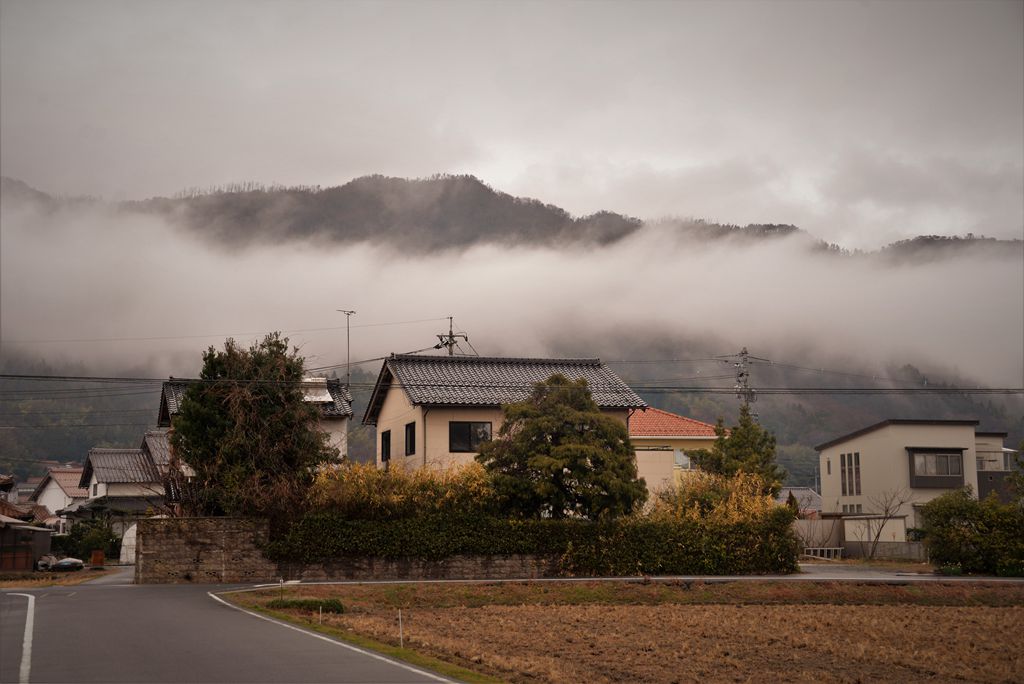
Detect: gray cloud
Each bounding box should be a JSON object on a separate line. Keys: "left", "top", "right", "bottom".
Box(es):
{"left": 2, "top": 0, "right": 1020, "bottom": 249}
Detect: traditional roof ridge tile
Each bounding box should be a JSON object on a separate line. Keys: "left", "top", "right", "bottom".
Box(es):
{"left": 629, "top": 406, "right": 718, "bottom": 438}
{"left": 364, "top": 354, "right": 646, "bottom": 425}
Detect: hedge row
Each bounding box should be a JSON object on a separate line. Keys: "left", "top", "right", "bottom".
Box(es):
{"left": 921, "top": 489, "right": 1024, "bottom": 577}
{"left": 265, "top": 508, "right": 800, "bottom": 576}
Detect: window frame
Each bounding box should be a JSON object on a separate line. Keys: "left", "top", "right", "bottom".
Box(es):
{"left": 381, "top": 430, "right": 391, "bottom": 462}
{"left": 404, "top": 422, "right": 416, "bottom": 457}
{"left": 448, "top": 421, "right": 492, "bottom": 453}
{"left": 907, "top": 448, "right": 965, "bottom": 488}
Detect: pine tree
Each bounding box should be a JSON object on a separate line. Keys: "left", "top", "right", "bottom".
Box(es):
{"left": 476, "top": 374, "right": 647, "bottom": 520}
{"left": 690, "top": 404, "right": 784, "bottom": 494}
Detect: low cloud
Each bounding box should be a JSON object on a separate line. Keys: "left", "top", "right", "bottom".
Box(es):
{"left": 1, "top": 197, "right": 1020, "bottom": 389}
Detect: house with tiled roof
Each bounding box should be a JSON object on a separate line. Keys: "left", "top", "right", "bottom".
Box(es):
{"left": 28, "top": 467, "right": 89, "bottom": 532}
{"left": 158, "top": 376, "right": 354, "bottom": 458}
{"left": 628, "top": 407, "right": 719, "bottom": 492}
{"left": 71, "top": 448, "right": 167, "bottom": 536}
{"left": 363, "top": 354, "right": 647, "bottom": 471}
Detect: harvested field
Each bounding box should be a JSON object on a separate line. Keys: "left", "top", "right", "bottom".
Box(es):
{"left": 235, "top": 581, "right": 1024, "bottom": 683}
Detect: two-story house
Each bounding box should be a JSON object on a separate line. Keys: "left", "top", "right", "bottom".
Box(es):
{"left": 363, "top": 354, "right": 648, "bottom": 473}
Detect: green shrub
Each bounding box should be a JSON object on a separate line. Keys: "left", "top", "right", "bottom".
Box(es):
{"left": 920, "top": 488, "right": 1024, "bottom": 577}
{"left": 266, "top": 598, "right": 344, "bottom": 613}
{"left": 56, "top": 520, "right": 120, "bottom": 560}
{"left": 266, "top": 509, "right": 799, "bottom": 575}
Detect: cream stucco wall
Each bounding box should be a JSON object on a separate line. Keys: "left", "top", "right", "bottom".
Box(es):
{"left": 818, "top": 423, "right": 979, "bottom": 525}
{"left": 632, "top": 436, "right": 716, "bottom": 494}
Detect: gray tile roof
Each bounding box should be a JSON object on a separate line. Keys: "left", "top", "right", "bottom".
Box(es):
{"left": 776, "top": 487, "right": 823, "bottom": 512}
{"left": 140, "top": 428, "right": 196, "bottom": 479}
{"left": 158, "top": 378, "right": 353, "bottom": 427}
{"left": 80, "top": 449, "right": 161, "bottom": 487}
{"left": 142, "top": 429, "right": 171, "bottom": 468}
{"left": 364, "top": 354, "right": 646, "bottom": 425}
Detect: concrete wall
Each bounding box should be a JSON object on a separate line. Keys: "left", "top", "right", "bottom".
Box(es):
{"left": 844, "top": 541, "right": 927, "bottom": 562}
{"left": 135, "top": 517, "right": 560, "bottom": 584}
{"left": 843, "top": 516, "right": 907, "bottom": 543}
{"left": 819, "top": 423, "right": 979, "bottom": 525}
{"left": 793, "top": 518, "right": 843, "bottom": 549}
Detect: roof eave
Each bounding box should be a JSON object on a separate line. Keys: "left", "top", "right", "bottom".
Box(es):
{"left": 814, "top": 419, "right": 981, "bottom": 451}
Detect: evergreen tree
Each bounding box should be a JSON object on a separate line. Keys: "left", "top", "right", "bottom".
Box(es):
{"left": 170, "top": 333, "right": 337, "bottom": 521}
{"left": 690, "top": 404, "right": 784, "bottom": 494}
{"left": 476, "top": 374, "right": 647, "bottom": 520}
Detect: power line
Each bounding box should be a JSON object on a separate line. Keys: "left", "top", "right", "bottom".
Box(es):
{"left": 0, "top": 316, "right": 450, "bottom": 344}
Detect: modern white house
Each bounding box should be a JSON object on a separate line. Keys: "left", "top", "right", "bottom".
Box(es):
{"left": 815, "top": 419, "right": 1014, "bottom": 529}
{"left": 28, "top": 467, "right": 89, "bottom": 532}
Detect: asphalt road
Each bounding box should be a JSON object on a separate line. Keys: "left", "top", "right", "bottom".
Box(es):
{"left": 1, "top": 573, "right": 449, "bottom": 684}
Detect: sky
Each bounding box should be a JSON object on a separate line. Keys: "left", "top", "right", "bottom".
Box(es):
{"left": 2, "top": 0, "right": 1022, "bottom": 250}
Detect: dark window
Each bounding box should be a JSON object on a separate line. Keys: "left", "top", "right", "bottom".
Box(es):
{"left": 908, "top": 449, "right": 965, "bottom": 488}
{"left": 381, "top": 430, "right": 391, "bottom": 462}
{"left": 840, "top": 453, "right": 848, "bottom": 496}
{"left": 92, "top": 483, "right": 98, "bottom": 496}
{"left": 405, "top": 422, "right": 416, "bottom": 456}
{"left": 853, "top": 452, "right": 861, "bottom": 495}
{"left": 449, "top": 421, "right": 492, "bottom": 452}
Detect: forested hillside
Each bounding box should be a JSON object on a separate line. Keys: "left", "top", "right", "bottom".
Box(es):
{"left": 5, "top": 175, "right": 1020, "bottom": 260}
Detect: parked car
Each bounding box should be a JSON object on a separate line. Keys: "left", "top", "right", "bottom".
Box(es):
{"left": 52, "top": 557, "right": 84, "bottom": 571}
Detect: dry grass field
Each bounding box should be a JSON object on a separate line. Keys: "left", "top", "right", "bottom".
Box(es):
{"left": 236, "top": 581, "right": 1024, "bottom": 683}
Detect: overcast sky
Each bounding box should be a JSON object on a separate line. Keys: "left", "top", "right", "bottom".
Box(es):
{"left": 1, "top": 0, "right": 1022, "bottom": 249}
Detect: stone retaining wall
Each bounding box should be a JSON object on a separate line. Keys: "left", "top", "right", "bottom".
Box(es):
{"left": 136, "top": 517, "right": 277, "bottom": 584}
{"left": 135, "top": 517, "right": 559, "bottom": 584}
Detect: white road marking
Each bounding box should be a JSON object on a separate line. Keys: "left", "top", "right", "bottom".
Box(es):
{"left": 206, "top": 592, "right": 452, "bottom": 683}
{"left": 8, "top": 593, "right": 35, "bottom": 684}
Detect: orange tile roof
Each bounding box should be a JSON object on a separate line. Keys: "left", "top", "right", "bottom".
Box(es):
{"left": 630, "top": 407, "right": 718, "bottom": 438}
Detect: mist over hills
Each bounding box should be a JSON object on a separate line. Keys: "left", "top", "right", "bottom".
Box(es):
{"left": 4, "top": 175, "right": 1021, "bottom": 259}
{"left": 1, "top": 173, "right": 1021, "bottom": 484}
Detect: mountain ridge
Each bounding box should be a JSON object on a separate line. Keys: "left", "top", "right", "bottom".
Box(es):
{"left": 2, "top": 174, "right": 1021, "bottom": 260}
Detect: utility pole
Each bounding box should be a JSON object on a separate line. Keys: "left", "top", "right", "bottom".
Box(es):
{"left": 734, "top": 346, "right": 756, "bottom": 409}
{"left": 436, "top": 316, "right": 469, "bottom": 356}
{"left": 336, "top": 309, "right": 356, "bottom": 387}
{"left": 717, "top": 346, "right": 767, "bottom": 420}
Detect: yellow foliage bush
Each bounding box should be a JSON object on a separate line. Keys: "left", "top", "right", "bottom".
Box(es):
{"left": 649, "top": 471, "right": 782, "bottom": 524}
{"left": 309, "top": 461, "right": 497, "bottom": 520}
